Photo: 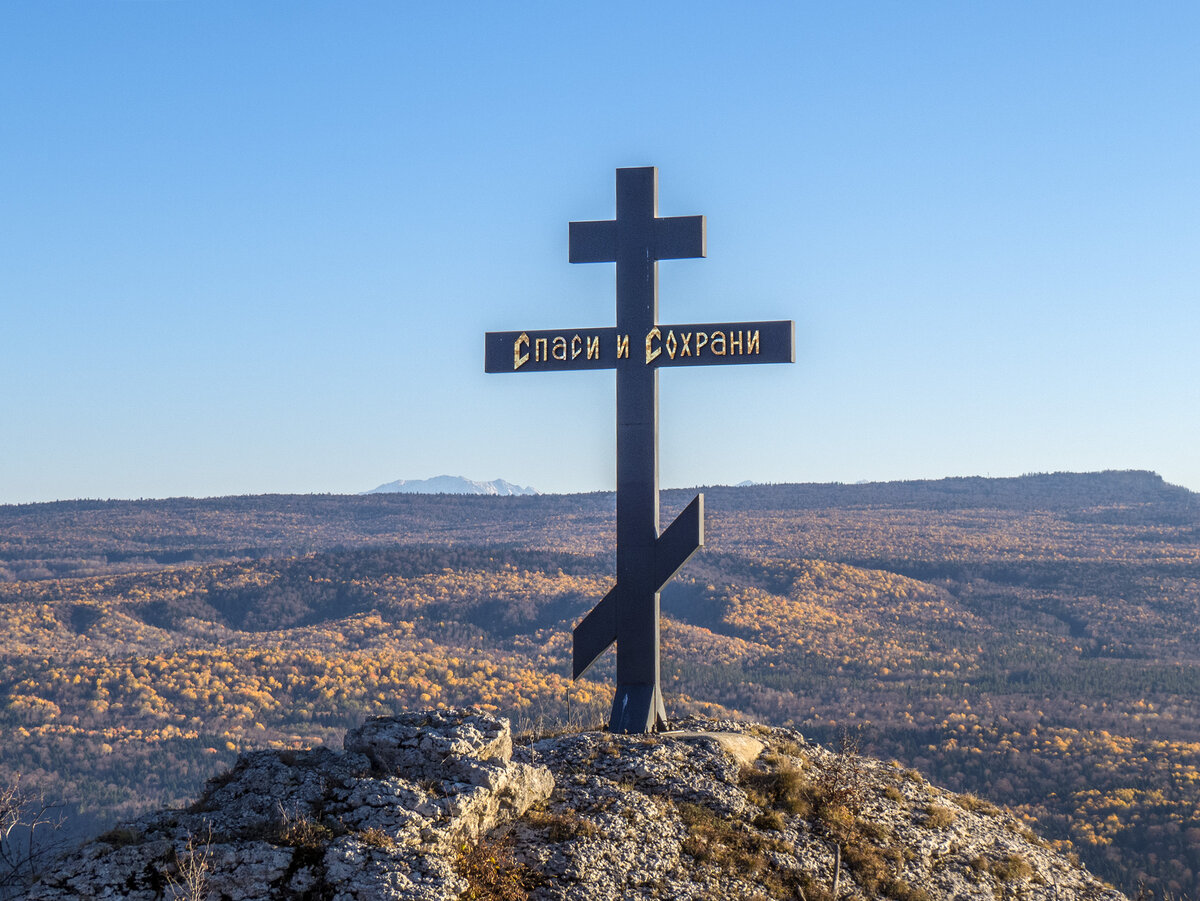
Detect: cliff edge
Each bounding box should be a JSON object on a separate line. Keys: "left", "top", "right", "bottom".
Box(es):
{"left": 28, "top": 709, "right": 1125, "bottom": 901}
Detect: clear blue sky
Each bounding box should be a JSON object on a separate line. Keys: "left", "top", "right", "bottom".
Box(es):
{"left": 3, "top": 2, "right": 1198, "bottom": 503}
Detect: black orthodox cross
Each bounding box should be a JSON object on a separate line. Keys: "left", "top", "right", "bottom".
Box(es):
{"left": 485, "top": 167, "right": 794, "bottom": 733}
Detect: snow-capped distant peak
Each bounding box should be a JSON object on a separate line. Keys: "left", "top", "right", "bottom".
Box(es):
{"left": 363, "top": 475, "right": 538, "bottom": 496}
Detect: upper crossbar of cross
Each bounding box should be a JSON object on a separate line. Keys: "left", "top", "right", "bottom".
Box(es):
{"left": 568, "top": 167, "right": 705, "bottom": 268}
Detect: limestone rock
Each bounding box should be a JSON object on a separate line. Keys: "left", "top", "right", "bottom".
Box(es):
{"left": 27, "top": 711, "right": 1125, "bottom": 901}
{"left": 27, "top": 709, "right": 550, "bottom": 901}
{"left": 344, "top": 708, "right": 512, "bottom": 785}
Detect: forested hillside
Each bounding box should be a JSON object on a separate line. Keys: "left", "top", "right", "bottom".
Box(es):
{"left": 1, "top": 470, "right": 1197, "bottom": 897}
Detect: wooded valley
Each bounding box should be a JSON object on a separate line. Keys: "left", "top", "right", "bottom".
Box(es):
{"left": 1, "top": 470, "right": 1197, "bottom": 898}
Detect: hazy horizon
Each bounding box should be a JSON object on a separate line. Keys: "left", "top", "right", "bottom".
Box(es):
{"left": 2, "top": 467, "right": 1193, "bottom": 507}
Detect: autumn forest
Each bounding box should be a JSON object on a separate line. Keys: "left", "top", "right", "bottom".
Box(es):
{"left": 1, "top": 471, "right": 1198, "bottom": 897}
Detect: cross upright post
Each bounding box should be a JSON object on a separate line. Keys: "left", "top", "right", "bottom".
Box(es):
{"left": 484, "top": 166, "right": 794, "bottom": 733}
{"left": 569, "top": 167, "right": 705, "bottom": 731}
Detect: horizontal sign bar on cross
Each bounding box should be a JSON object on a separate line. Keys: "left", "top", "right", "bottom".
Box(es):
{"left": 484, "top": 320, "right": 794, "bottom": 373}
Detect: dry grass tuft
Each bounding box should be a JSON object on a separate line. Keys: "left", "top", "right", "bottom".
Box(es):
{"left": 925, "top": 803, "right": 957, "bottom": 829}
{"left": 456, "top": 831, "right": 538, "bottom": 901}
{"left": 357, "top": 826, "right": 396, "bottom": 850}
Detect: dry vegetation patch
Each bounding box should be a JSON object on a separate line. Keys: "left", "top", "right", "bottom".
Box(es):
{"left": 924, "top": 804, "right": 957, "bottom": 829}
{"left": 455, "top": 831, "right": 538, "bottom": 901}
{"left": 971, "top": 852, "right": 1035, "bottom": 883}
{"left": 356, "top": 826, "right": 396, "bottom": 850}
{"left": 733, "top": 740, "right": 933, "bottom": 901}
{"left": 676, "top": 801, "right": 809, "bottom": 900}
{"left": 520, "top": 805, "right": 598, "bottom": 843}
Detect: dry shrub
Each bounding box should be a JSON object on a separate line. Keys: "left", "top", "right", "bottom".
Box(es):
{"left": 270, "top": 803, "right": 339, "bottom": 872}
{"left": 521, "top": 806, "right": 597, "bottom": 843}
{"left": 813, "top": 730, "right": 868, "bottom": 814}
{"left": 1, "top": 778, "right": 66, "bottom": 890}
{"left": 676, "top": 802, "right": 801, "bottom": 900}
{"left": 971, "top": 852, "right": 1034, "bottom": 883}
{"left": 992, "top": 853, "right": 1034, "bottom": 882}
{"left": 357, "top": 826, "right": 396, "bottom": 850}
{"left": 456, "top": 831, "right": 536, "bottom": 901}
{"left": 741, "top": 754, "right": 814, "bottom": 818}
{"left": 955, "top": 792, "right": 1000, "bottom": 815}
{"left": 166, "top": 826, "right": 212, "bottom": 901}
{"left": 753, "top": 808, "right": 786, "bottom": 831}
{"left": 837, "top": 830, "right": 930, "bottom": 901}
{"left": 925, "top": 804, "right": 957, "bottom": 829}
{"left": 273, "top": 808, "right": 333, "bottom": 850}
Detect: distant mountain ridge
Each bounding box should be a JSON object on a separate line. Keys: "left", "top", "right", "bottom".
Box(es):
{"left": 681, "top": 469, "right": 1196, "bottom": 515}
{"left": 364, "top": 475, "right": 538, "bottom": 496}
{"left": 1, "top": 470, "right": 1192, "bottom": 583}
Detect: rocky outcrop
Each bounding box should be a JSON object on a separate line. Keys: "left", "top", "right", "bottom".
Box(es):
{"left": 28, "top": 710, "right": 1125, "bottom": 901}
{"left": 27, "top": 709, "right": 552, "bottom": 901}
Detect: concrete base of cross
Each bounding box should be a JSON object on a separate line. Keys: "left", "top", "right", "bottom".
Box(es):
{"left": 609, "top": 682, "right": 668, "bottom": 734}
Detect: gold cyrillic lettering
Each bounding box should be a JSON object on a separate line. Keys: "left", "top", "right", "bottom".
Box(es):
{"left": 587, "top": 335, "right": 600, "bottom": 360}
{"left": 747, "top": 330, "right": 760, "bottom": 354}
{"left": 680, "top": 332, "right": 692, "bottom": 356}
{"left": 695, "top": 332, "right": 708, "bottom": 355}
{"left": 571, "top": 334, "right": 583, "bottom": 359}
{"left": 514, "top": 333, "right": 529, "bottom": 370}
{"left": 645, "top": 327, "right": 661, "bottom": 364}
{"left": 729, "top": 330, "right": 743, "bottom": 355}
{"left": 617, "top": 335, "right": 630, "bottom": 359}
{"left": 553, "top": 336, "right": 568, "bottom": 361}
{"left": 665, "top": 330, "right": 677, "bottom": 359}
{"left": 711, "top": 331, "right": 726, "bottom": 355}
{"left": 535, "top": 337, "right": 549, "bottom": 362}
